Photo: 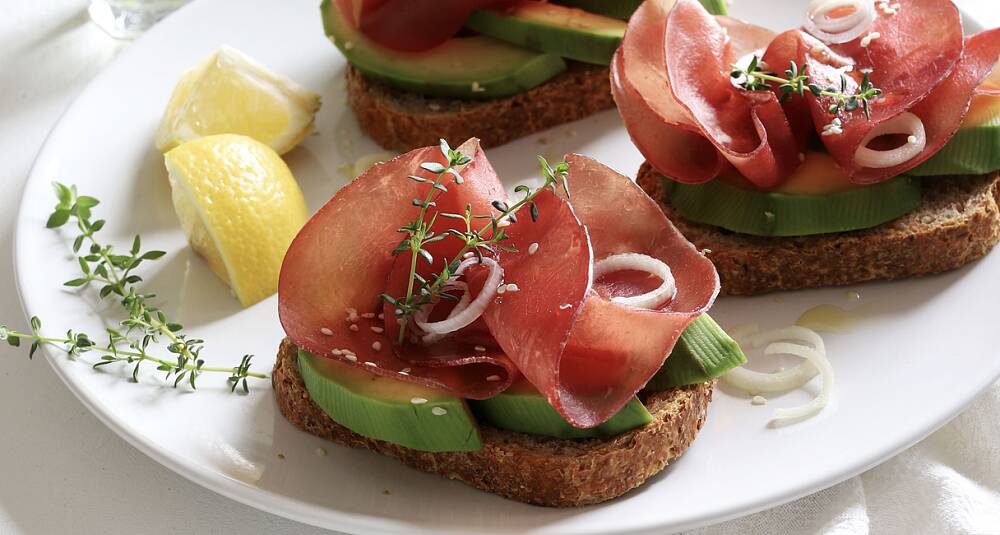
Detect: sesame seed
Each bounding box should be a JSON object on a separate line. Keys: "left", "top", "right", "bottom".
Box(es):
{"left": 331, "top": 349, "right": 343, "bottom": 356}
{"left": 411, "top": 397, "right": 428, "bottom": 405}
{"left": 751, "top": 395, "right": 768, "bottom": 405}
{"left": 860, "top": 32, "right": 881, "bottom": 48}
{"left": 362, "top": 312, "right": 376, "bottom": 319}
{"left": 431, "top": 407, "right": 448, "bottom": 416}
{"left": 315, "top": 447, "right": 327, "bottom": 457}
{"left": 344, "top": 353, "right": 358, "bottom": 362}
{"left": 486, "top": 375, "right": 501, "bottom": 382}
{"left": 528, "top": 242, "right": 539, "bottom": 255}
{"left": 428, "top": 102, "right": 441, "bottom": 111}
{"left": 496, "top": 216, "right": 511, "bottom": 228}
{"left": 474, "top": 345, "right": 487, "bottom": 352}
{"left": 344, "top": 41, "right": 355, "bottom": 50}
{"left": 320, "top": 327, "right": 334, "bottom": 336}
{"left": 378, "top": 313, "right": 384, "bottom": 320}
{"left": 798, "top": 153, "right": 806, "bottom": 162}
{"left": 372, "top": 341, "right": 383, "bottom": 351}
{"left": 505, "top": 283, "right": 520, "bottom": 293}
{"left": 496, "top": 285, "right": 507, "bottom": 295}
{"left": 559, "top": 303, "right": 572, "bottom": 310}
{"left": 463, "top": 251, "right": 475, "bottom": 259}
{"left": 371, "top": 326, "right": 384, "bottom": 334}
{"left": 401, "top": 367, "right": 411, "bottom": 374}
{"left": 764, "top": 211, "right": 776, "bottom": 223}
{"left": 364, "top": 361, "right": 378, "bottom": 368}
{"left": 349, "top": 324, "right": 359, "bottom": 332}
{"left": 907, "top": 135, "right": 917, "bottom": 144}
{"left": 471, "top": 81, "right": 485, "bottom": 92}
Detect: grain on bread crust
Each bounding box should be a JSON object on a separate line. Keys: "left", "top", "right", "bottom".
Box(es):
{"left": 272, "top": 338, "right": 713, "bottom": 507}
{"left": 346, "top": 62, "right": 614, "bottom": 151}
{"left": 637, "top": 162, "right": 1000, "bottom": 295}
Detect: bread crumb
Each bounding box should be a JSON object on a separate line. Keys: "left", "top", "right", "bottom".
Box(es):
{"left": 276, "top": 453, "right": 286, "bottom": 460}
{"left": 751, "top": 396, "right": 767, "bottom": 405}
{"left": 315, "top": 447, "right": 327, "bottom": 457}
{"left": 383, "top": 489, "right": 391, "bottom": 495}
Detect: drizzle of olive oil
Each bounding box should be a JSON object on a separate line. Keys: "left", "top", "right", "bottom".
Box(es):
{"left": 796, "top": 304, "right": 864, "bottom": 332}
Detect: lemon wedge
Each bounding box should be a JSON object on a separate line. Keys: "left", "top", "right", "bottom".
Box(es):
{"left": 155, "top": 46, "right": 321, "bottom": 155}
{"left": 164, "top": 134, "right": 309, "bottom": 307}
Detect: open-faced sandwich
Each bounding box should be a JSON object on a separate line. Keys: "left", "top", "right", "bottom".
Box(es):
{"left": 273, "top": 138, "right": 746, "bottom": 506}
{"left": 322, "top": 0, "right": 724, "bottom": 151}
{"left": 615, "top": 0, "right": 1000, "bottom": 294}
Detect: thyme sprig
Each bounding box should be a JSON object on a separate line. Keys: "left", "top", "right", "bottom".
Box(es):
{"left": 381, "top": 141, "right": 570, "bottom": 344}
{"left": 0, "top": 183, "right": 266, "bottom": 393}
{"left": 731, "top": 56, "right": 883, "bottom": 119}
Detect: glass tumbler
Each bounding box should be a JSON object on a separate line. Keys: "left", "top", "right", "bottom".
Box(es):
{"left": 88, "top": 0, "right": 191, "bottom": 39}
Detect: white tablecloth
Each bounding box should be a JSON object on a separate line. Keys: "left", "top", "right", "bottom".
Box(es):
{"left": 0, "top": 1, "right": 997, "bottom": 533}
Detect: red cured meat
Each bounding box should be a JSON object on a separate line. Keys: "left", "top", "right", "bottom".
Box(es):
{"left": 278, "top": 139, "right": 517, "bottom": 399}
{"left": 664, "top": 0, "right": 804, "bottom": 188}
{"left": 852, "top": 28, "right": 1000, "bottom": 182}
{"left": 482, "top": 155, "right": 719, "bottom": 427}
{"left": 611, "top": 0, "right": 724, "bottom": 184}
{"left": 334, "top": 0, "right": 514, "bottom": 52}
{"left": 800, "top": 0, "right": 964, "bottom": 182}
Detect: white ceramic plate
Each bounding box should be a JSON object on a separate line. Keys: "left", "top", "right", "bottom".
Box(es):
{"left": 15, "top": 1, "right": 996, "bottom": 533}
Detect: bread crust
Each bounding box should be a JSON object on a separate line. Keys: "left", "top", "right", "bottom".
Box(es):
{"left": 272, "top": 338, "right": 713, "bottom": 507}
{"left": 637, "top": 162, "right": 1000, "bottom": 295}
{"left": 346, "top": 62, "right": 614, "bottom": 151}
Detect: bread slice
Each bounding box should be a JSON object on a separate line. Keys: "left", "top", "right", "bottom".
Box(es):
{"left": 272, "top": 338, "right": 713, "bottom": 507}
{"left": 346, "top": 62, "right": 614, "bottom": 151}
{"left": 637, "top": 162, "right": 1000, "bottom": 295}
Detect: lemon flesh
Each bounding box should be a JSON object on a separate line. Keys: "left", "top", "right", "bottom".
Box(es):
{"left": 164, "top": 134, "right": 309, "bottom": 307}
{"left": 156, "top": 46, "right": 321, "bottom": 155}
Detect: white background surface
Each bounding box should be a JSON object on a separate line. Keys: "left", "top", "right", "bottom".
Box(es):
{"left": 0, "top": 1, "right": 997, "bottom": 534}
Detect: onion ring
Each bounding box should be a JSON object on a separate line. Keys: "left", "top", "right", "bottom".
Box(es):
{"left": 414, "top": 257, "right": 502, "bottom": 338}
{"left": 592, "top": 253, "right": 676, "bottom": 309}
{"left": 854, "top": 112, "right": 927, "bottom": 169}
{"left": 804, "top": 0, "right": 876, "bottom": 44}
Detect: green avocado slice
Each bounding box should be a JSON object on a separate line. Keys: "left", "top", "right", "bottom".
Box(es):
{"left": 470, "top": 380, "right": 653, "bottom": 439}
{"left": 298, "top": 350, "right": 481, "bottom": 452}
{"left": 465, "top": 2, "right": 626, "bottom": 65}
{"left": 645, "top": 314, "right": 746, "bottom": 391}
{"left": 553, "top": 0, "right": 728, "bottom": 19}
{"left": 664, "top": 174, "right": 922, "bottom": 237}
{"left": 320, "top": 0, "right": 566, "bottom": 100}
{"left": 910, "top": 95, "right": 1000, "bottom": 176}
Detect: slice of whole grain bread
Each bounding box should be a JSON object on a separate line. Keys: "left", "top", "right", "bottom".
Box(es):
{"left": 636, "top": 162, "right": 1000, "bottom": 296}
{"left": 272, "top": 338, "right": 713, "bottom": 507}
{"left": 346, "top": 62, "right": 614, "bottom": 151}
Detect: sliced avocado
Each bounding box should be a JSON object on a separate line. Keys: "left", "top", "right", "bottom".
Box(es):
{"left": 553, "top": 0, "right": 727, "bottom": 19}
{"left": 665, "top": 173, "right": 922, "bottom": 236}
{"left": 298, "top": 350, "right": 481, "bottom": 452}
{"left": 552, "top": 0, "right": 644, "bottom": 20}
{"left": 465, "top": 3, "right": 626, "bottom": 65}
{"left": 471, "top": 379, "right": 652, "bottom": 439}
{"left": 645, "top": 314, "right": 746, "bottom": 390}
{"left": 910, "top": 92, "right": 1000, "bottom": 176}
{"left": 320, "top": 0, "right": 566, "bottom": 99}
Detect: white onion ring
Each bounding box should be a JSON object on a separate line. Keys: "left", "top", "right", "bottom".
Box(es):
{"left": 592, "top": 253, "right": 676, "bottom": 309}
{"left": 414, "top": 257, "right": 502, "bottom": 338}
{"left": 854, "top": 112, "right": 927, "bottom": 169}
{"left": 416, "top": 282, "right": 471, "bottom": 345}
{"left": 766, "top": 342, "right": 835, "bottom": 421}
{"left": 804, "top": 0, "right": 876, "bottom": 44}
{"left": 722, "top": 325, "right": 834, "bottom": 421}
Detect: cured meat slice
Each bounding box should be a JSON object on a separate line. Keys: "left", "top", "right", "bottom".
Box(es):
{"left": 851, "top": 28, "right": 1000, "bottom": 182}
{"left": 611, "top": 0, "right": 724, "bottom": 183}
{"left": 664, "top": 0, "right": 804, "bottom": 188}
{"left": 335, "top": 0, "right": 513, "bottom": 52}
{"left": 483, "top": 155, "right": 720, "bottom": 427}
{"left": 800, "top": 0, "right": 964, "bottom": 182}
{"left": 278, "top": 139, "right": 517, "bottom": 399}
